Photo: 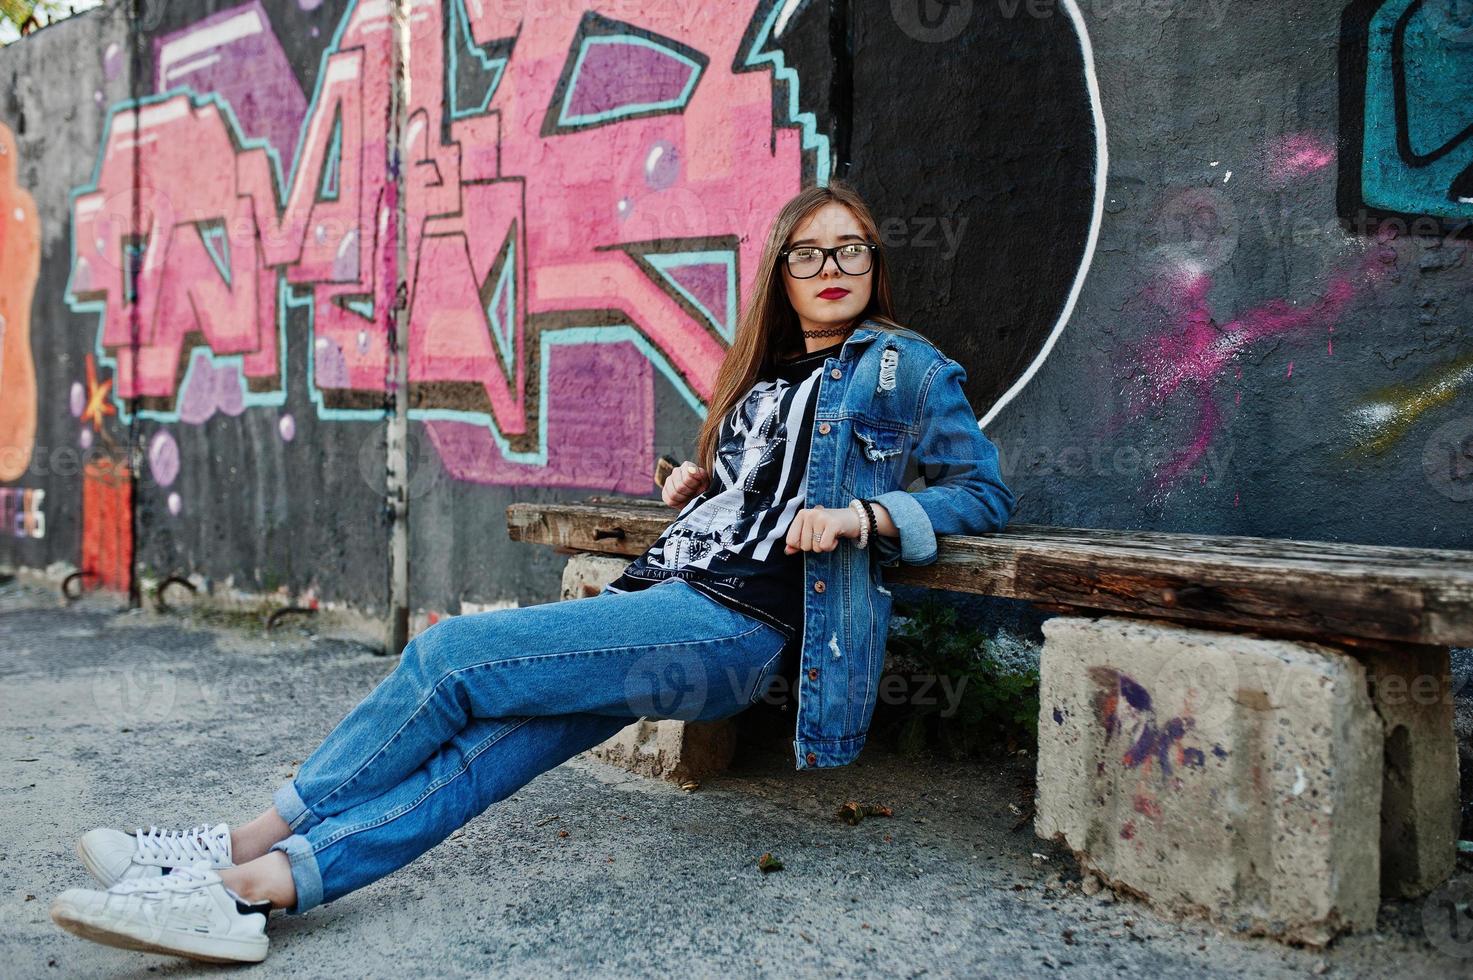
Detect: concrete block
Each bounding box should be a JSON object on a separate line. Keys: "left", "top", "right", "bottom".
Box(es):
{"left": 584, "top": 717, "right": 737, "bottom": 784}
{"left": 1035, "top": 615, "right": 1382, "bottom": 947}
{"left": 559, "top": 552, "right": 737, "bottom": 784}
{"left": 1359, "top": 644, "right": 1460, "bottom": 898}
{"left": 559, "top": 552, "right": 633, "bottom": 600}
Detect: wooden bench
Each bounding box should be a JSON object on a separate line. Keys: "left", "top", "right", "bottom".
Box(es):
{"left": 507, "top": 496, "right": 1473, "bottom": 946}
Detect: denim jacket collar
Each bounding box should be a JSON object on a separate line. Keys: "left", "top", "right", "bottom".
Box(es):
{"left": 837, "top": 318, "right": 885, "bottom": 361}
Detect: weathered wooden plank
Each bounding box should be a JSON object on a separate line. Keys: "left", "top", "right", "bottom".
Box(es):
{"left": 1005, "top": 523, "right": 1473, "bottom": 569}
{"left": 505, "top": 499, "right": 1473, "bottom": 647}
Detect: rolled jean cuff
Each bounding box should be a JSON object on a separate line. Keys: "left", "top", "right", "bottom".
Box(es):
{"left": 869, "top": 489, "right": 937, "bottom": 564}
{"left": 268, "top": 834, "right": 323, "bottom": 916}
{"left": 272, "top": 780, "right": 319, "bottom": 834}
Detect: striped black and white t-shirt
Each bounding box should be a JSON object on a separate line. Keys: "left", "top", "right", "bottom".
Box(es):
{"left": 604, "top": 339, "right": 843, "bottom": 655}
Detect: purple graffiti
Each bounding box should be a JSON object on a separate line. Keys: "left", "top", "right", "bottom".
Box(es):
{"left": 179, "top": 351, "right": 247, "bottom": 424}
{"left": 1119, "top": 674, "right": 1152, "bottom": 711}
{"left": 1122, "top": 715, "right": 1190, "bottom": 773}
{"left": 154, "top": 3, "right": 309, "bottom": 174}
{"left": 148, "top": 430, "right": 180, "bottom": 487}
{"left": 1087, "top": 666, "right": 1206, "bottom": 778}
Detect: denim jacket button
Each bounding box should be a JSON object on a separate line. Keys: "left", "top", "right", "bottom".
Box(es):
{"left": 807, "top": 667, "right": 819, "bottom": 681}
{"left": 829, "top": 367, "right": 842, "bottom": 379}
{"left": 813, "top": 580, "right": 825, "bottom": 593}
{"left": 818, "top": 422, "right": 831, "bottom": 435}
{"left": 806, "top": 752, "right": 818, "bottom": 765}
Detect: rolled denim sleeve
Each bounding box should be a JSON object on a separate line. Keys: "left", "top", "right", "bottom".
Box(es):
{"left": 868, "top": 356, "right": 1016, "bottom": 567}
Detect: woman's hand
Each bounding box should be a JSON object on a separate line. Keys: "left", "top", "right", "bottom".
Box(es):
{"left": 662, "top": 460, "right": 711, "bottom": 508}
{"left": 783, "top": 505, "right": 862, "bottom": 554}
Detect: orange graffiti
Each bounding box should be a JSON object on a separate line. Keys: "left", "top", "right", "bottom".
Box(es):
{"left": 80, "top": 353, "right": 116, "bottom": 432}
{"left": 82, "top": 455, "right": 132, "bottom": 593}
{"left": 0, "top": 122, "right": 38, "bottom": 481}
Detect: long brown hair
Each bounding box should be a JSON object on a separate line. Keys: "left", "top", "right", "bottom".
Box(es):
{"left": 694, "top": 180, "right": 906, "bottom": 473}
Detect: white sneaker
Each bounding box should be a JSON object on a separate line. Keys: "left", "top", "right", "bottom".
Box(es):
{"left": 51, "top": 860, "right": 270, "bottom": 964}
{"left": 77, "top": 822, "right": 233, "bottom": 887}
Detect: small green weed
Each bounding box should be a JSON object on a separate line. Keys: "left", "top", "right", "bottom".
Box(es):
{"left": 879, "top": 596, "right": 1040, "bottom": 759}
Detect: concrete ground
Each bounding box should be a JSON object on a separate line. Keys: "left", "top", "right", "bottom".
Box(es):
{"left": 2, "top": 577, "right": 1471, "bottom": 978}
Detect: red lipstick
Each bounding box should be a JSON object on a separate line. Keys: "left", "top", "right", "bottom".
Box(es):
{"left": 817, "top": 287, "right": 849, "bottom": 300}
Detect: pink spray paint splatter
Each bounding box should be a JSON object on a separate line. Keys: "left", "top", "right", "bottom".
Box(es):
{"left": 1265, "top": 133, "right": 1335, "bottom": 187}
{"left": 1106, "top": 234, "right": 1398, "bottom": 497}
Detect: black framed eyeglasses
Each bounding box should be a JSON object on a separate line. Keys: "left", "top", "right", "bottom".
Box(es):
{"left": 778, "top": 242, "right": 879, "bottom": 279}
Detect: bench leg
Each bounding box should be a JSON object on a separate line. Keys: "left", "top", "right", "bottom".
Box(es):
{"left": 1034, "top": 615, "right": 1383, "bottom": 947}
{"left": 1358, "top": 643, "right": 1461, "bottom": 898}
{"left": 559, "top": 552, "right": 737, "bottom": 784}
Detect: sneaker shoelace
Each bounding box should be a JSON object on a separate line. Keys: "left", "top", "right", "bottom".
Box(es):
{"left": 111, "top": 861, "right": 217, "bottom": 897}
{"left": 133, "top": 825, "right": 230, "bottom": 866}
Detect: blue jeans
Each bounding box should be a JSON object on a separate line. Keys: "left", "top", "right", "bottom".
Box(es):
{"left": 266, "top": 576, "right": 789, "bottom": 914}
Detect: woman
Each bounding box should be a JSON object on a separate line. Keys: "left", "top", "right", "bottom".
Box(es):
{"left": 49, "top": 180, "right": 1016, "bottom": 964}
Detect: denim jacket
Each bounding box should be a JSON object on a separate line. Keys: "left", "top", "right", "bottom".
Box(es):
{"left": 786, "top": 318, "right": 1017, "bottom": 769}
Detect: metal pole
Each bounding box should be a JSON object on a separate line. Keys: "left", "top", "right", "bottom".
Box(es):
{"left": 383, "top": 0, "right": 411, "bottom": 655}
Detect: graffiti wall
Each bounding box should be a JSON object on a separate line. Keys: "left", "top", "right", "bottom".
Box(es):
{"left": 0, "top": 0, "right": 1467, "bottom": 619}
{"left": 2, "top": 1, "right": 394, "bottom": 608}
{"left": 0, "top": 6, "right": 132, "bottom": 589}
{"left": 989, "top": 0, "right": 1471, "bottom": 542}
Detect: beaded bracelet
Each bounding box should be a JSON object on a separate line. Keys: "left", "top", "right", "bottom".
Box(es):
{"left": 848, "top": 498, "right": 871, "bottom": 549}
{"left": 858, "top": 498, "right": 879, "bottom": 546}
